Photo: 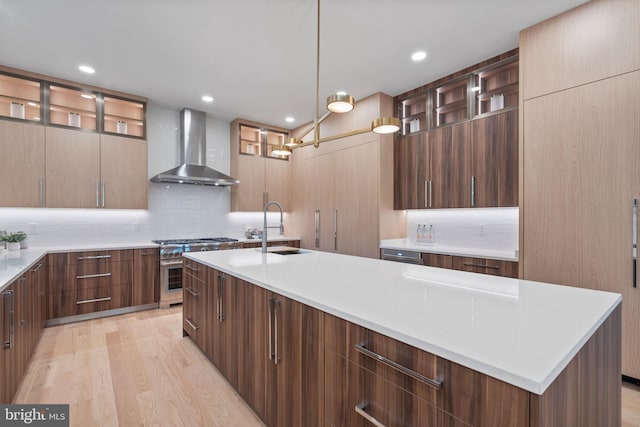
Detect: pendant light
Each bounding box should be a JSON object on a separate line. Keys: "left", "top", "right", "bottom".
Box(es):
{"left": 282, "top": 0, "right": 399, "bottom": 154}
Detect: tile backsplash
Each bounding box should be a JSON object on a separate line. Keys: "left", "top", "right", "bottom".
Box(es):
{"left": 406, "top": 208, "right": 518, "bottom": 252}
{"left": 0, "top": 103, "right": 257, "bottom": 246}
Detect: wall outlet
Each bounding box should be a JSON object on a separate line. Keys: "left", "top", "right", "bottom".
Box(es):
{"left": 478, "top": 223, "right": 487, "bottom": 235}
{"left": 29, "top": 222, "right": 38, "bottom": 234}
{"left": 132, "top": 223, "right": 141, "bottom": 232}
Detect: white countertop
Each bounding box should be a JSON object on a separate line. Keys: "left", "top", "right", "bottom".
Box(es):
{"left": 0, "top": 242, "right": 157, "bottom": 292}
{"left": 380, "top": 238, "right": 519, "bottom": 262}
{"left": 183, "top": 248, "right": 620, "bottom": 395}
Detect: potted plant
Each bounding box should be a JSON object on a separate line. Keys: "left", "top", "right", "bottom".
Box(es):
{"left": 2, "top": 231, "right": 27, "bottom": 251}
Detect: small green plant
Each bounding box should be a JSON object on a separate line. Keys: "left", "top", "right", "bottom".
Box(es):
{"left": 1, "top": 231, "right": 27, "bottom": 243}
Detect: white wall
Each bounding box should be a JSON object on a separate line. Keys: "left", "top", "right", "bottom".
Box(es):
{"left": 0, "top": 103, "right": 270, "bottom": 247}
{"left": 406, "top": 208, "right": 518, "bottom": 253}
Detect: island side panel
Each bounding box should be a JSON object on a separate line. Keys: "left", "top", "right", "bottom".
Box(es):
{"left": 530, "top": 304, "right": 621, "bottom": 427}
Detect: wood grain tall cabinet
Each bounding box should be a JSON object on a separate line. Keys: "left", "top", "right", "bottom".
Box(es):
{"left": 289, "top": 93, "right": 405, "bottom": 259}
{"left": 520, "top": 0, "right": 640, "bottom": 380}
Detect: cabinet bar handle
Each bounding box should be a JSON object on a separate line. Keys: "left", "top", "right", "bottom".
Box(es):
{"left": 471, "top": 176, "right": 475, "bottom": 207}
{"left": 334, "top": 209, "right": 338, "bottom": 251}
{"left": 218, "top": 274, "right": 224, "bottom": 322}
{"left": 185, "top": 318, "right": 199, "bottom": 331}
{"left": 185, "top": 264, "right": 200, "bottom": 272}
{"left": 355, "top": 343, "right": 442, "bottom": 389}
{"left": 355, "top": 402, "right": 387, "bottom": 427}
{"left": 31, "top": 263, "right": 43, "bottom": 273}
{"left": 268, "top": 297, "right": 274, "bottom": 361}
{"left": 633, "top": 198, "right": 637, "bottom": 288}
{"left": 3, "top": 290, "right": 14, "bottom": 350}
{"left": 76, "top": 297, "right": 111, "bottom": 305}
{"left": 185, "top": 287, "right": 198, "bottom": 297}
{"left": 20, "top": 278, "right": 27, "bottom": 326}
{"left": 274, "top": 298, "right": 280, "bottom": 365}
{"left": 101, "top": 181, "right": 105, "bottom": 208}
{"left": 96, "top": 181, "right": 99, "bottom": 208}
{"left": 462, "top": 262, "right": 499, "bottom": 270}
{"left": 429, "top": 180, "right": 432, "bottom": 208}
{"left": 39, "top": 176, "right": 44, "bottom": 207}
{"left": 76, "top": 272, "right": 112, "bottom": 279}
{"left": 314, "top": 210, "right": 320, "bottom": 249}
{"left": 424, "top": 180, "right": 428, "bottom": 208}
{"left": 77, "top": 255, "right": 112, "bottom": 260}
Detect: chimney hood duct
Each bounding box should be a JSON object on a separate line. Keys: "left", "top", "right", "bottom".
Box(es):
{"left": 150, "top": 108, "right": 239, "bottom": 186}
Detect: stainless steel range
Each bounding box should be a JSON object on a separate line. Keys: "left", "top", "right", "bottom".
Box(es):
{"left": 153, "top": 238, "right": 240, "bottom": 307}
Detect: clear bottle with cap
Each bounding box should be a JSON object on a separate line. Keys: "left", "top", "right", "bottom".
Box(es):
{"left": 426, "top": 224, "right": 436, "bottom": 244}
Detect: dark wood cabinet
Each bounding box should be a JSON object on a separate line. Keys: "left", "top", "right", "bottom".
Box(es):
{"left": 183, "top": 262, "right": 208, "bottom": 354}
{"left": 47, "top": 250, "right": 133, "bottom": 319}
{"left": 394, "top": 132, "right": 425, "bottom": 210}
{"left": 451, "top": 256, "right": 518, "bottom": 278}
{"left": 184, "top": 262, "right": 324, "bottom": 427}
{"left": 208, "top": 269, "right": 238, "bottom": 388}
{"left": 421, "top": 253, "right": 518, "bottom": 279}
{"left": 1, "top": 256, "right": 46, "bottom": 404}
{"left": 430, "top": 122, "right": 471, "bottom": 208}
{"left": 394, "top": 122, "right": 470, "bottom": 210}
{"left": 132, "top": 248, "right": 159, "bottom": 306}
{"left": 324, "top": 313, "right": 529, "bottom": 427}
{"left": 471, "top": 109, "right": 518, "bottom": 207}
{"left": 394, "top": 52, "right": 519, "bottom": 210}
{"left": 236, "top": 278, "right": 270, "bottom": 421}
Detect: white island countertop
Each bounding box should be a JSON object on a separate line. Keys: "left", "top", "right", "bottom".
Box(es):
{"left": 184, "top": 248, "right": 620, "bottom": 395}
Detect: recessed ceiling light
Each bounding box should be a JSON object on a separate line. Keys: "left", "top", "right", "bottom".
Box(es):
{"left": 411, "top": 51, "right": 427, "bottom": 61}
{"left": 285, "top": 116, "right": 295, "bottom": 123}
{"left": 202, "top": 95, "right": 214, "bottom": 103}
{"left": 78, "top": 65, "right": 95, "bottom": 74}
{"left": 81, "top": 93, "right": 94, "bottom": 99}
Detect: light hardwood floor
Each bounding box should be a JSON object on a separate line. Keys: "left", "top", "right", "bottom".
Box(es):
{"left": 14, "top": 306, "right": 265, "bottom": 427}
{"left": 14, "top": 307, "right": 640, "bottom": 427}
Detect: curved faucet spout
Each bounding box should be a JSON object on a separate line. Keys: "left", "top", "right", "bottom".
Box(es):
{"left": 263, "top": 201, "right": 284, "bottom": 253}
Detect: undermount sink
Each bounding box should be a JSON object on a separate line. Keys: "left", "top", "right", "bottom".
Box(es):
{"left": 255, "top": 246, "right": 310, "bottom": 255}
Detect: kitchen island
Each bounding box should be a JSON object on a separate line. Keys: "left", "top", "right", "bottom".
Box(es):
{"left": 183, "top": 248, "right": 621, "bottom": 426}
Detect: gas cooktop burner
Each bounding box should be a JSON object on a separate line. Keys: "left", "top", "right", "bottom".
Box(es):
{"left": 153, "top": 237, "right": 239, "bottom": 245}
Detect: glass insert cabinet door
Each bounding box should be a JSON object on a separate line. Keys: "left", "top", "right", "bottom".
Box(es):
{"left": 0, "top": 74, "right": 41, "bottom": 122}
{"left": 49, "top": 85, "right": 97, "bottom": 131}
{"left": 238, "top": 124, "right": 288, "bottom": 160}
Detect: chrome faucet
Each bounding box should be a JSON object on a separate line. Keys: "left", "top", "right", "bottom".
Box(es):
{"left": 263, "top": 200, "right": 284, "bottom": 253}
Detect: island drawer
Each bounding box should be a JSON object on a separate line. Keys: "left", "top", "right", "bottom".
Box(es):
{"left": 183, "top": 258, "right": 207, "bottom": 281}
{"left": 324, "top": 313, "right": 529, "bottom": 426}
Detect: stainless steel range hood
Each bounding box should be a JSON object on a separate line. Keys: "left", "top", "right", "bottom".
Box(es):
{"left": 150, "top": 108, "right": 239, "bottom": 186}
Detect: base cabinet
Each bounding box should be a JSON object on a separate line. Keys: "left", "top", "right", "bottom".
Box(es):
{"left": 132, "top": 248, "right": 159, "bottom": 306}
{"left": 183, "top": 260, "right": 619, "bottom": 426}
{"left": 421, "top": 253, "right": 518, "bottom": 279}
{"left": 1, "top": 256, "right": 46, "bottom": 404}
{"left": 47, "top": 250, "right": 133, "bottom": 320}
{"left": 184, "top": 264, "right": 323, "bottom": 427}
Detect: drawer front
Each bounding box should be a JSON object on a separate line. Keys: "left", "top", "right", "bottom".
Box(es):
{"left": 183, "top": 302, "right": 206, "bottom": 352}
{"left": 183, "top": 273, "right": 206, "bottom": 314}
{"left": 349, "top": 360, "right": 437, "bottom": 427}
{"left": 49, "top": 261, "right": 133, "bottom": 292}
{"left": 452, "top": 256, "right": 518, "bottom": 278}
{"left": 183, "top": 259, "right": 206, "bottom": 281}
{"left": 422, "top": 253, "right": 454, "bottom": 269}
{"left": 48, "top": 249, "right": 133, "bottom": 266}
{"left": 49, "top": 284, "right": 132, "bottom": 318}
{"left": 436, "top": 357, "right": 529, "bottom": 427}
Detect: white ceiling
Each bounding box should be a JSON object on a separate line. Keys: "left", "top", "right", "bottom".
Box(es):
{"left": 0, "top": 0, "right": 587, "bottom": 128}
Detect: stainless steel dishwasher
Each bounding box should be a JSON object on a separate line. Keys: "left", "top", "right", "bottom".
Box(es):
{"left": 381, "top": 248, "right": 424, "bottom": 265}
